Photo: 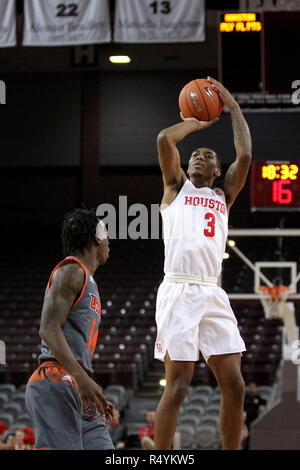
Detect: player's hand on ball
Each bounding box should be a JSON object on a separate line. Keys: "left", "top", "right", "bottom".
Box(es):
{"left": 206, "top": 77, "right": 238, "bottom": 110}
{"left": 180, "top": 112, "right": 219, "bottom": 130}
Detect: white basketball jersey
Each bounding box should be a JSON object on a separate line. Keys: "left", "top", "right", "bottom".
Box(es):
{"left": 161, "top": 179, "right": 228, "bottom": 278}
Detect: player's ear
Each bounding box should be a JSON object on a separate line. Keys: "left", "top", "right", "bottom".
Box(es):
{"left": 95, "top": 236, "right": 101, "bottom": 245}
{"left": 214, "top": 167, "right": 221, "bottom": 178}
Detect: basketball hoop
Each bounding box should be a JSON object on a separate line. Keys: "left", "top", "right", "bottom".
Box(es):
{"left": 258, "top": 285, "right": 290, "bottom": 320}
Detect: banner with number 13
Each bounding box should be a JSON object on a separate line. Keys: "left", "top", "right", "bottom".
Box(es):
{"left": 114, "top": 0, "right": 205, "bottom": 43}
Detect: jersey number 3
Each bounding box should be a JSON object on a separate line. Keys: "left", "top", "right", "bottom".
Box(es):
{"left": 204, "top": 213, "right": 215, "bottom": 237}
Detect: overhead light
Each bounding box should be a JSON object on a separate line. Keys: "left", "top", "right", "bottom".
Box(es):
{"left": 223, "top": 252, "right": 230, "bottom": 259}
{"left": 228, "top": 240, "right": 236, "bottom": 247}
{"left": 109, "top": 55, "right": 131, "bottom": 64}
{"left": 159, "top": 378, "right": 166, "bottom": 387}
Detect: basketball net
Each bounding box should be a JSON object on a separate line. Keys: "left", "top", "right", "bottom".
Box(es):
{"left": 258, "top": 285, "right": 290, "bottom": 320}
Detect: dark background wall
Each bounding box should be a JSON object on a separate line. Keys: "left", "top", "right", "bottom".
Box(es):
{"left": 1, "top": 72, "right": 299, "bottom": 168}
{"left": 0, "top": 74, "right": 82, "bottom": 166}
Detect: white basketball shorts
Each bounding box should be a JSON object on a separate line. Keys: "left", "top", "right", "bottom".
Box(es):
{"left": 154, "top": 281, "right": 246, "bottom": 363}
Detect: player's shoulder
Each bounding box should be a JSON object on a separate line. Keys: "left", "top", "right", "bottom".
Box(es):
{"left": 58, "top": 261, "right": 85, "bottom": 276}
{"left": 162, "top": 171, "right": 189, "bottom": 208}
{"left": 51, "top": 260, "right": 85, "bottom": 292}
{"left": 212, "top": 186, "right": 226, "bottom": 199}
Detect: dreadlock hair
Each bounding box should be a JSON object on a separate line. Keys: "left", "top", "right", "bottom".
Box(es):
{"left": 61, "top": 208, "right": 99, "bottom": 256}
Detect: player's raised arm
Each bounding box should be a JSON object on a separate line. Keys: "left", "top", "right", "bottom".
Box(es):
{"left": 157, "top": 116, "right": 219, "bottom": 190}
{"left": 207, "top": 77, "right": 252, "bottom": 208}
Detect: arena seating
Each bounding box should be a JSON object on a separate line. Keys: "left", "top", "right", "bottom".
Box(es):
{"left": 0, "top": 383, "right": 32, "bottom": 430}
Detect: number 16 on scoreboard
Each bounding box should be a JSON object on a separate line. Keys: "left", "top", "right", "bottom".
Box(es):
{"left": 272, "top": 180, "right": 292, "bottom": 204}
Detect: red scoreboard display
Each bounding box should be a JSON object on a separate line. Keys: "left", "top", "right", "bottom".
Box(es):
{"left": 250, "top": 161, "right": 300, "bottom": 212}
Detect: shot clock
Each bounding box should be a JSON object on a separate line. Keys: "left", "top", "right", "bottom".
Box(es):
{"left": 250, "top": 161, "right": 300, "bottom": 211}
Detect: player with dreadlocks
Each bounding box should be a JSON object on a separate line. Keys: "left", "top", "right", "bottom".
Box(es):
{"left": 25, "top": 208, "right": 115, "bottom": 450}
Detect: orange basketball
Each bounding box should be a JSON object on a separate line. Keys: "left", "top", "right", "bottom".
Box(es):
{"left": 179, "top": 78, "right": 224, "bottom": 121}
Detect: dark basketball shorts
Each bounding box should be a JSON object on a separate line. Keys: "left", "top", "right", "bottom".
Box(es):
{"left": 25, "top": 361, "right": 114, "bottom": 450}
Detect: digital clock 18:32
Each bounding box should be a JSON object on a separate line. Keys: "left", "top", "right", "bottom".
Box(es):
{"left": 250, "top": 161, "right": 300, "bottom": 211}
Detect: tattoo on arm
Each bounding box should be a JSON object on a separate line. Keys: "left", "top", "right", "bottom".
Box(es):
{"left": 41, "top": 264, "right": 84, "bottom": 330}
{"left": 224, "top": 107, "right": 252, "bottom": 204}
{"left": 58, "top": 264, "right": 83, "bottom": 303}
{"left": 230, "top": 105, "right": 252, "bottom": 157}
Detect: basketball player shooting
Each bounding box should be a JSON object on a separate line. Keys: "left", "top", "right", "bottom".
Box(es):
{"left": 25, "top": 209, "right": 115, "bottom": 450}
{"left": 154, "top": 77, "right": 252, "bottom": 450}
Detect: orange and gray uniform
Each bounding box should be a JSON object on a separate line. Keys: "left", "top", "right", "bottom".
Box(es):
{"left": 25, "top": 257, "right": 114, "bottom": 450}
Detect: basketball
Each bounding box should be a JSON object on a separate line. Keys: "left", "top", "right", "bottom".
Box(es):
{"left": 179, "top": 78, "right": 224, "bottom": 121}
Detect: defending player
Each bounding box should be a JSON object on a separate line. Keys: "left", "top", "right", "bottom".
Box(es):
{"left": 25, "top": 208, "right": 114, "bottom": 450}
{"left": 154, "top": 77, "right": 252, "bottom": 450}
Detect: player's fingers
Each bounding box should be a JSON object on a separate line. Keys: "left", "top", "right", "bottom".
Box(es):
{"left": 180, "top": 112, "right": 199, "bottom": 122}
{"left": 180, "top": 112, "right": 187, "bottom": 120}
{"left": 81, "top": 398, "right": 87, "bottom": 416}
{"left": 211, "top": 84, "right": 222, "bottom": 94}
{"left": 106, "top": 401, "right": 115, "bottom": 414}
{"left": 105, "top": 410, "right": 114, "bottom": 425}
{"left": 93, "top": 395, "right": 105, "bottom": 418}
{"left": 87, "top": 398, "right": 98, "bottom": 419}
{"left": 207, "top": 76, "right": 219, "bottom": 85}
{"left": 104, "top": 401, "right": 114, "bottom": 421}
{"left": 207, "top": 77, "right": 225, "bottom": 94}
{"left": 95, "top": 390, "right": 108, "bottom": 413}
{"left": 212, "top": 83, "right": 229, "bottom": 101}
{"left": 204, "top": 117, "right": 219, "bottom": 128}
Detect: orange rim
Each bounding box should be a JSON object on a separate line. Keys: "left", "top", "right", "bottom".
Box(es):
{"left": 259, "top": 285, "right": 290, "bottom": 300}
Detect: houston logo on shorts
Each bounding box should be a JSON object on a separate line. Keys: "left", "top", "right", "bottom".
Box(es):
{"left": 89, "top": 294, "right": 101, "bottom": 317}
